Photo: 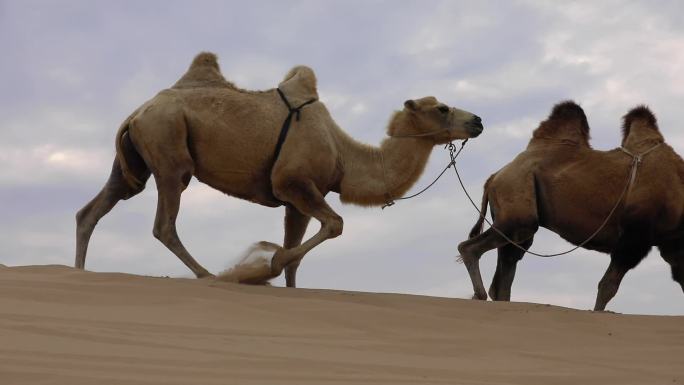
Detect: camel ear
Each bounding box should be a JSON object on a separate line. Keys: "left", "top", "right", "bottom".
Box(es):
{"left": 404, "top": 99, "right": 418, "bottom": 111}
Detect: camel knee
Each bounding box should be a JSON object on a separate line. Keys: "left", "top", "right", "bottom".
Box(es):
{"left": 75, "top": 203, "right": 100, "bottom": 235}
{"left": 324, "top": 215, "right": 343, "bottom": 238}
{"left": 457, "top": 241, "right": 468, "bottom": 255}
{"left": 75, "top": 206, "right": 91, "bottom": 228}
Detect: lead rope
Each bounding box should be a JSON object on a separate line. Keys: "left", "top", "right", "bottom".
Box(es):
{"left": 451, "top": 142, "right": 662, "bottom": 257}
{"left": 381, "top": 139, "right": 469, "bottom": 209}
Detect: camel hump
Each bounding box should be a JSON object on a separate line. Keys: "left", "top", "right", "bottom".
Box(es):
{"left": 531, "top": 100, "right": 591, "bottom": 145}
{"left": 278, "top": 65, "right": 319, "bottom": 106}
{"left": 623, "top": 105, "right": 657, "bottom": 130}
{"left": 549, "top": 100, "right": 586, "bottom": 121}
{"left": 191, "top": 52, "right": 220, "bottom": 71}
{"left": 172, "top": 51, "right": 230, "bottom": 89}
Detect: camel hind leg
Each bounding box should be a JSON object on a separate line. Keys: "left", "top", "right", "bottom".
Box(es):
{"left": 151, "top": 170, "right": 212, "bottom": 278}
{"left": 458, "top": 225, "right": 535, "bottom": 300}
{"left": 458, "top": 172, "right": 538, "bottom": 300}
{"left": 75, "top": 156, "right": 150, "bottom": 269}
{"left": 130, "top": 109, "right": 213, "bottom": 278}
{"left": 488, "top": 238, "right": 533, "bottom": 301}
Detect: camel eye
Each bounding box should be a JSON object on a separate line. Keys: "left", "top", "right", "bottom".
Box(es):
{"left": 437, "top": 106, "right": 449, "bottom": 114}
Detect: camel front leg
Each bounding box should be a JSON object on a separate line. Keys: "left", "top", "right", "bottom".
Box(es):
{"left": 594, "top": 229, "right": 652, "bottom": 311}
{"left": 594, "top": 235, "right": 650, "bottom": 311}
{"left": 271, "top": 181, "right": 342, "bottom": 278}
{"left": 283, "top": 206, "right": 312, "bottom": 288}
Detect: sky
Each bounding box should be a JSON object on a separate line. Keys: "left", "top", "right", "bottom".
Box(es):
{"left": 2, "top": 0, "right": 684, "bottom": 315}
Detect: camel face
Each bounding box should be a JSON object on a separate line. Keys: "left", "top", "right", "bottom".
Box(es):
{"left": 404, "top": 96, "right": 483, "bottom": 143}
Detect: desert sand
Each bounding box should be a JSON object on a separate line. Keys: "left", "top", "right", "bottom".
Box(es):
{"left": 0, "top": 264, "right": 682, "bottom": 385}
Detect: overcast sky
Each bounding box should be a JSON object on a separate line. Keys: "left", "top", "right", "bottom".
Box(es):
{"left": 2, "top": 0, "right": 684, "bottom": 315}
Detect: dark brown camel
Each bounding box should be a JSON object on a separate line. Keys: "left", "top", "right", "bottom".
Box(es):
{"left": 458, "top": 102, "right": 684, "bottom": 311}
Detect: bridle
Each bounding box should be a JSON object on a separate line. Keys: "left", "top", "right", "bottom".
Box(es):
{"left": 388, "top": 127, "right": 453, "bottom": 138}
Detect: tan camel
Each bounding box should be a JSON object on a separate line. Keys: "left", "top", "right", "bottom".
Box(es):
{"left": 75, "top": 52, "right": 484, "bottom": 286}
{"left": 458, "top": 102, "right": 684, "bottom": 311}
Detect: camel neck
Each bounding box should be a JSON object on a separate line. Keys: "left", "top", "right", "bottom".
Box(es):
{"left": 333, "top": 128, "right": 433, "bottom": 206}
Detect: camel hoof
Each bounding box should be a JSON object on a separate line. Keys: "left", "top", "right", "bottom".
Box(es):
{"left": 471, "top": 292, "right": 488, "bottom": 301}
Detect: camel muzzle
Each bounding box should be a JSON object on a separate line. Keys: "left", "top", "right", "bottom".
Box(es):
{"left": 467, "top": 116, "right": 484, "bottom": 137}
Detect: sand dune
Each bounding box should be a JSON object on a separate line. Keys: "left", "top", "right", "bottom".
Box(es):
{"left": 0, "top": 265, "right": 682, "bottom": 385}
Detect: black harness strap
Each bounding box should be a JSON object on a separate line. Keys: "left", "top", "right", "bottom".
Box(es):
{"left": 273, "top": 88, "right": 317, "bottom": 163}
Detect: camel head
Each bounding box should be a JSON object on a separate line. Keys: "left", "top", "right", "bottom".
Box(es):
{"left": 532, "top": 100, "right": 591, "bottom": 147}
{"left": 390, "top": 96, "right": 483, "bottom": 144}
{"left": 621, "top": 105, "right": 663, "bottom": 148}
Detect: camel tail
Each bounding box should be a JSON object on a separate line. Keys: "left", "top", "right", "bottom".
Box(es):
{"left": 468, "top": 174, "right": 494, "bottom": 238}
{"left": 114, "top": 114, "right": 143, "bottom": 190}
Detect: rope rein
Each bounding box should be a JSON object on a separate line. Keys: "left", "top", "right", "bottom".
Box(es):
{"left": 389, "top": 127, "right": 451, "bottom": 138}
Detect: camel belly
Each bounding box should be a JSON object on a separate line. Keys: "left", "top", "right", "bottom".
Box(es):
{"left": 536, "top": 177, "right": 621, "bottom": 252}
{"left": 189, "top": 136, "right": 282, "bottom": 207}
{"left": 182, "top": 98, "right": 284, "bottom": 207}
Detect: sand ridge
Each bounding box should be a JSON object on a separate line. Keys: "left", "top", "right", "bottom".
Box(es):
{"left": 0, "top": 265, "right": 682, "bottom": 385}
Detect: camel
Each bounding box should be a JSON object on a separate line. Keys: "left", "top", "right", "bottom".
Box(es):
{"left": 457, "top": 102, "right": 684, "bottom": 311}
{"left": 75, "top": 52, "right": 484, "bottom": 286}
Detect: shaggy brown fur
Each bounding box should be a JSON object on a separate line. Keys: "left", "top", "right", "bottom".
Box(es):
{"left": 458, "top": 103, "right": 684, "bottom": 311}
{"left": 532, "top": 100, "right": 591, "bottom": 146}
{"left": 621, "top": 105, "right": 658, "bottom": 142}
{"left": 76, "top": 52, "right": 483, "bottom": 285}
